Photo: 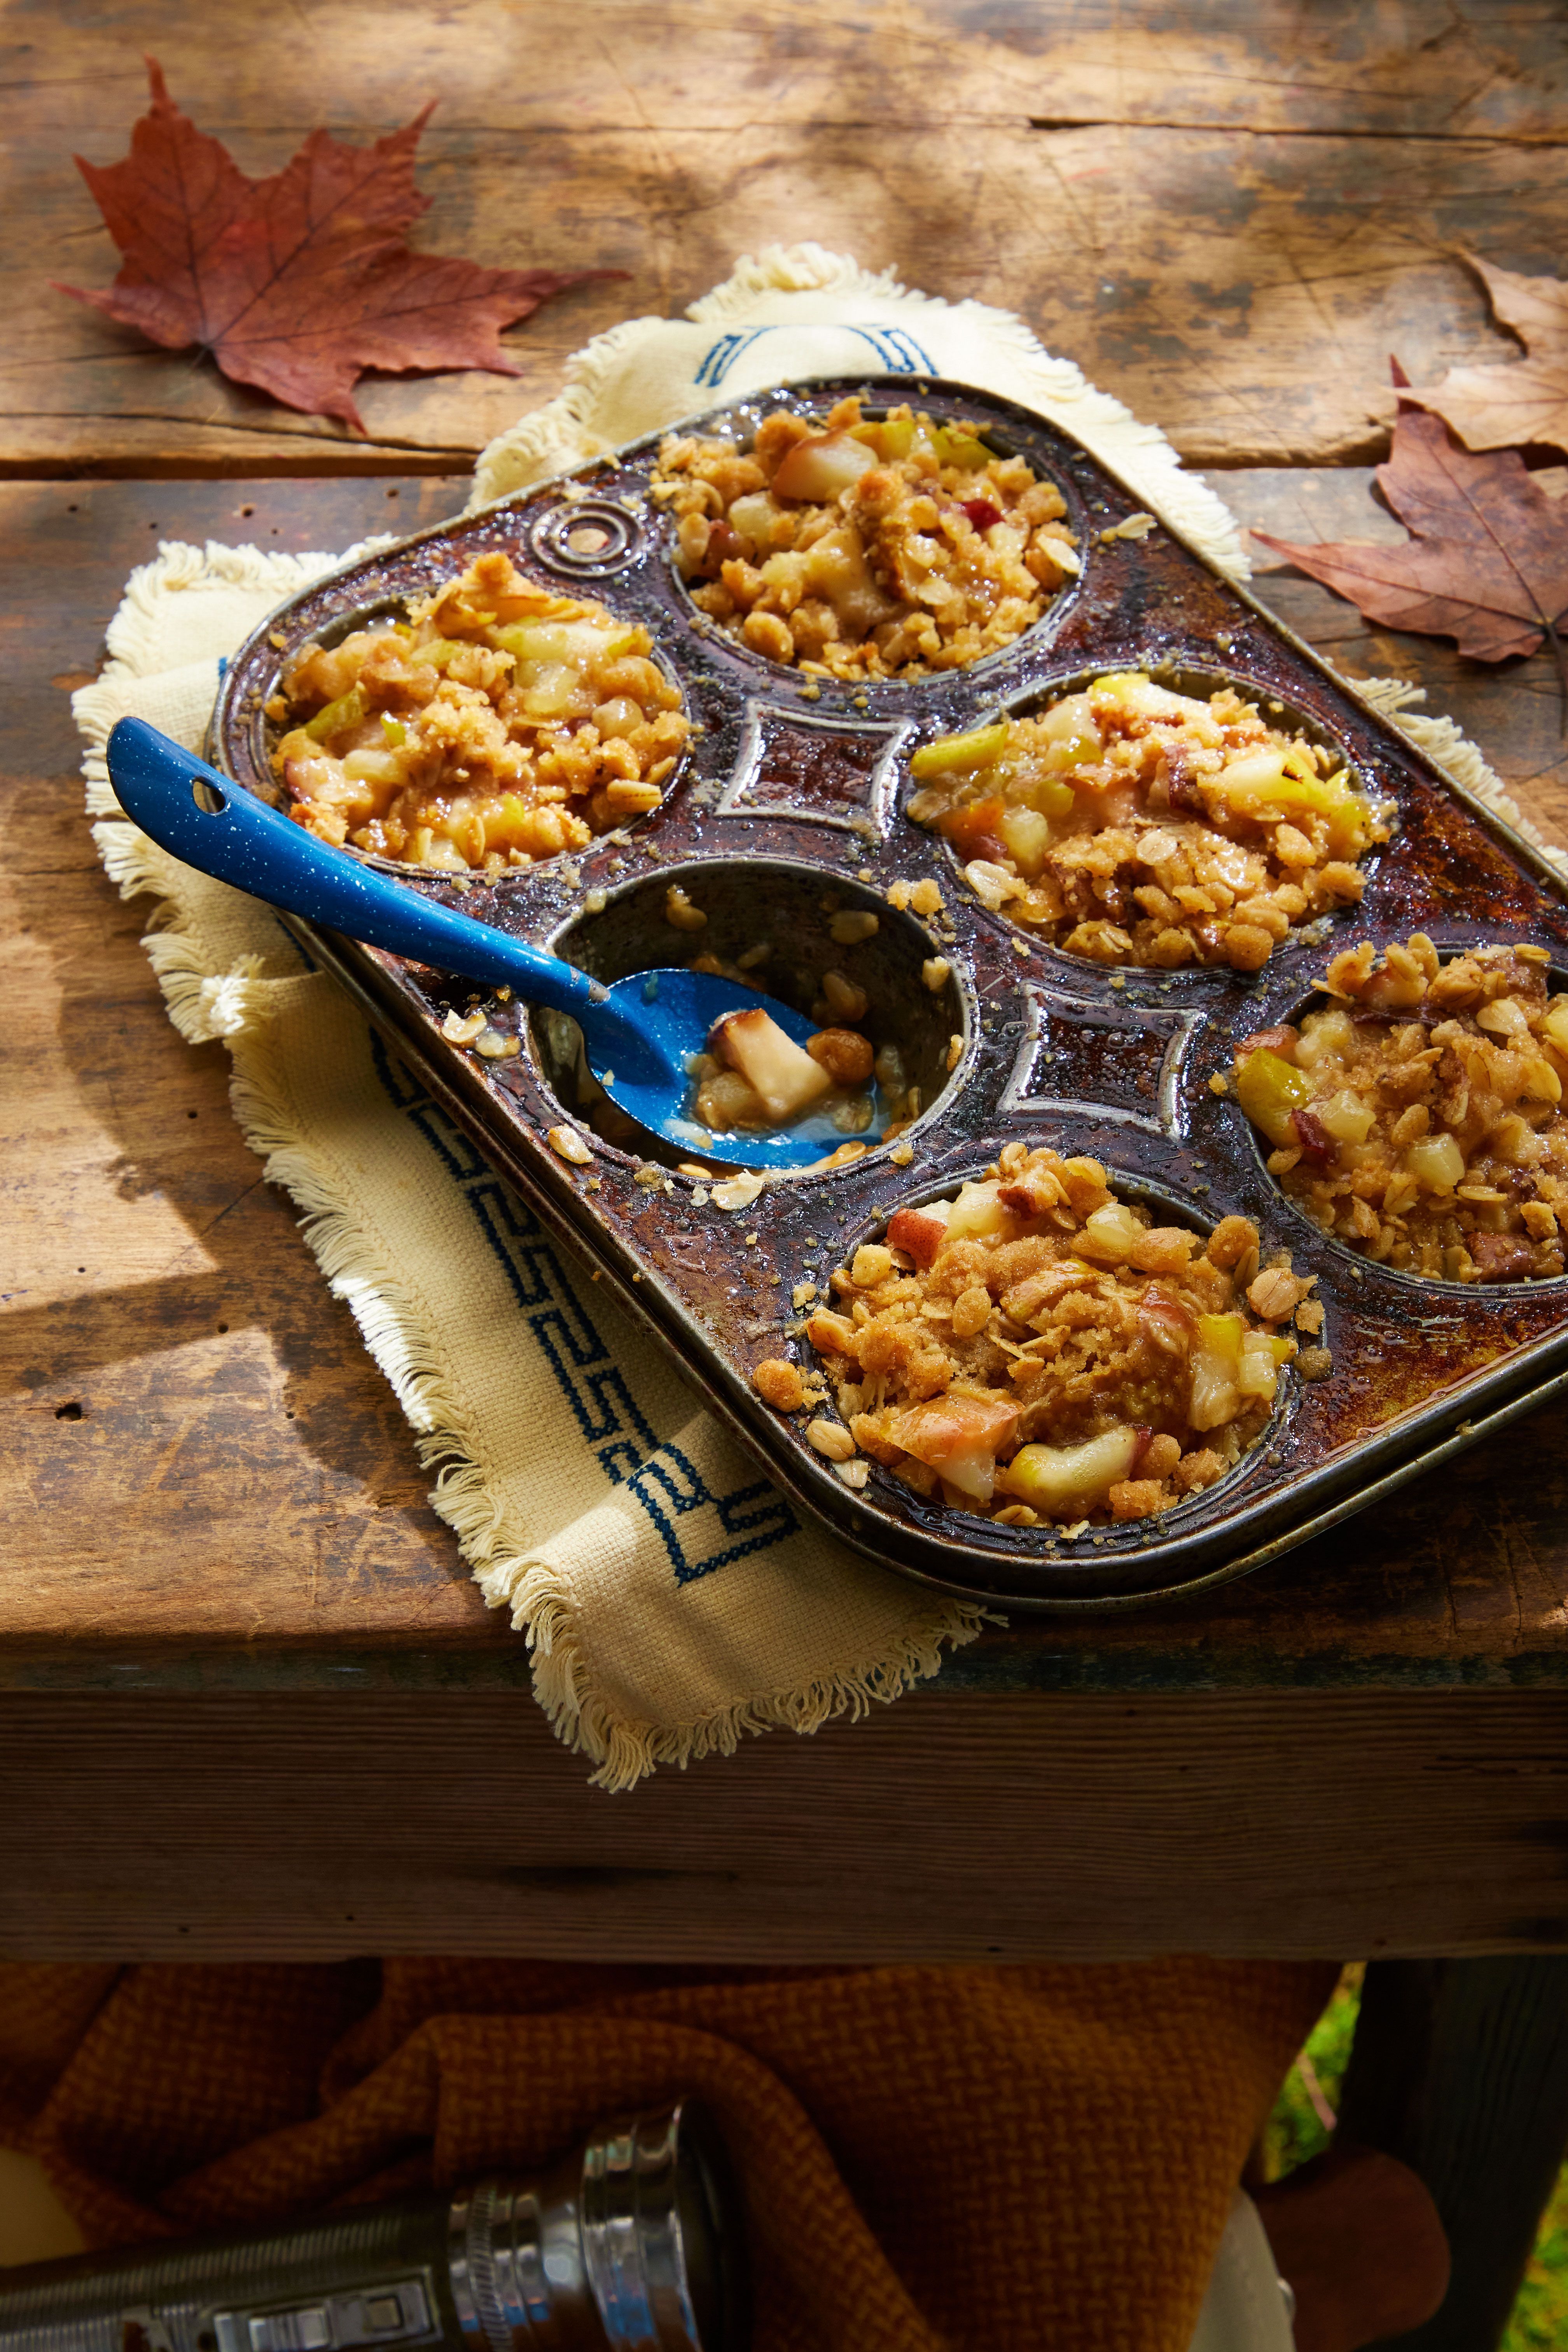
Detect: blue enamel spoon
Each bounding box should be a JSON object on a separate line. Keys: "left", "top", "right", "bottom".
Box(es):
{"left": 106, "top": 717, "right": 863, "bottom": 1171}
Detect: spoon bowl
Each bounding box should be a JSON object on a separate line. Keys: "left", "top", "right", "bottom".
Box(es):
{"left": 105, "top": 717, "right": 871, "bottom": 1170}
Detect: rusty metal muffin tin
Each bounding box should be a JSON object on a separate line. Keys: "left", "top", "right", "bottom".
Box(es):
{"left": 210, "top": 374, "right": 1568, "bottom": 1611}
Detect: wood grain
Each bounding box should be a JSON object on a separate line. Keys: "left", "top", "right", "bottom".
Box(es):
{"left": 0, "top": 477, "right": 502, "bottom": 1655}
{"left": 5, "top": 1, "right": 1566, "bottom": 475}
{"left": 4, "top": 1690, "right": 1568, "bottom": 1962}
{"left": 5, "top": 471, "right": 1568, "bottom": 1697}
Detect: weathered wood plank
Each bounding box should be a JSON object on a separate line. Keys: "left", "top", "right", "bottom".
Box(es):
{"left": 3, "top": 1691, "right": 1568, "bottom": 1962}
{"left": 3, "top": 1, "right": 1565, "bottom": 473}
{"left": 0, "top": 476, "right": 500, "bottom": 1654}
{"left": 16, "top": 0, "right": 1568, "bottom": 145}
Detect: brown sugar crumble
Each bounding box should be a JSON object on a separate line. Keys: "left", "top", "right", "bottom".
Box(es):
{"left": 274, "top": 552, "right": 689, "bottom": 871}
{"left": 751, "top": 1144, "right": 1315, "bottom": 1525}
{"left": 753, "top": 1358, "right": 805, "bottom": 1413}
{"left": 1236, "top": 934, "right": 1568, "bottom": 1282}
{"left": 906, "top": 672, "right": 1389, "bottom": 972}
{"left": 650, "top": 397, "right": 1078, "bottom": 680}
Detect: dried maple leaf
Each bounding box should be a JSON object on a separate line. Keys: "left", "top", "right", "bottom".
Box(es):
{"left": 1405, "top": 255, "right": 1568, "bottom": 462}
{"left": 1254, "top": 372, "right": 1568, "bottom": 690}
{"left": 56, "top": 59, "right": 621, "bottom": 432}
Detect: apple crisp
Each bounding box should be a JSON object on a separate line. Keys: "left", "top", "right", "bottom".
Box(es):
{"left": 760, "top": 1144, "right": 1314, "bottom": 1525}
{"left": 907, "top": 672, "right": 1389, "bottom": 972}
{"left": 651, "top": 397, "right": 1078, "bottom": 680}
{"left": 1235, "top": 935, "right": 1568, "bottom": 1282}
{"left": 274, "top": 553, "right": 689, "bottom": 871}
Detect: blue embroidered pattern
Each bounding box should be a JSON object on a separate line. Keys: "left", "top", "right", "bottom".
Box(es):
{"left": 692, "top": 320, "right": 935, "bottom": 390}
{"left": 367, "top": 1033, "right": 798, "bottom": 1575}
{"left": 841, "top": 324, "right": 934, "bottom": 374}
{"left": 628, "top": 1445, "right": 797, "bottom": 1588}
{"left": 693, "top": 327, "right": 774, "bottom": 389}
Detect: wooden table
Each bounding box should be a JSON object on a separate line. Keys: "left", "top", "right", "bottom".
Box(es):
{"left": 4, "top": 9, "right": 1568, "bottom": 2342}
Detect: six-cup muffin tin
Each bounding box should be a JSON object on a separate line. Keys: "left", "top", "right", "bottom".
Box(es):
{"left": 209, "top": 376, "right": 1568, "bottom": 1610}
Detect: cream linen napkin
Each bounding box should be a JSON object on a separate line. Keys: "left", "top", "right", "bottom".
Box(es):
{"left": 75, "top": 246, "right": 1547, "bottom": 1789}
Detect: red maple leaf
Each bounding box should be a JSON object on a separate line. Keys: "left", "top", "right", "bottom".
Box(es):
{"left": 56, "top": 60, "right": 622, "bottom": 433}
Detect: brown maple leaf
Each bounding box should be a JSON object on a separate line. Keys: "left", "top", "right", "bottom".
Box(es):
{"left": 1404, "top": 255, "right": 1568, "bottom": 463}
{"left": 1254, "top": 371, "right": 1568, "bottom": 706}
{"left": 56, "top": 59, "right": 621, "bottom": 433}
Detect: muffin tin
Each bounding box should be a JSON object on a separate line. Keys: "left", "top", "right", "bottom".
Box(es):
{"left": 210, "top": 375, "right": 1568, "bottom": 1610}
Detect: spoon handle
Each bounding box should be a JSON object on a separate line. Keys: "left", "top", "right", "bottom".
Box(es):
{"left": 107, "top": 717, "right": 607, "bottom": 1025}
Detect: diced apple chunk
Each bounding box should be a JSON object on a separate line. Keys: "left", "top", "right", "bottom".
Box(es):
{"left": 890, "top": 1392, "right": 1021, "bottom": 1503}
{"left": 996, "top": 1426, "right": 1144, "bottom": 1516}
{"left": 710, "top": 1007, "right": 833, "bottom": 1124}
{"left": 886, "top": 1200, "right": 953, "bottom": 1268}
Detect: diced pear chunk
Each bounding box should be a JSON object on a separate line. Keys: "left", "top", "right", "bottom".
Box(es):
{"left": 726, "top": 491, "right": 788, "bottom": 551}
{"left": 1295, "top": 1009, "right": 1355, "bottom": 1068}
{"left": 1238, "top": 1330, "right": 1293, "bottom": 1402}
{"left": 909, "top": 723, "right": 1009, "bottom": 780}
{"left": 1189, "top": 1312, "right": 1245, "bottom": 1430}
{"left": 1236, "top": 1048, "right": 1311, "bottom": 1147}
{"left": 1316, "top": 1088, "right": 1374, "bottom": 1144}
{"left": 1076, "top": 1202, "right": 1145, "bottom": 1264}
{"left": 943, "top": 1180, "right": 1019, "bottom": 1245}
{"left": 997, "top": 804, "right": 1051, "bottom": 876}
{"left": 1037, "top": 691, "right": 1100, "bottom": 748}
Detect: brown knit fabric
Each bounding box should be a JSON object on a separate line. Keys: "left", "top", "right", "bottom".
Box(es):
{"left": 0, "top": 1959, "right": 1334, "bottom": 2352}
